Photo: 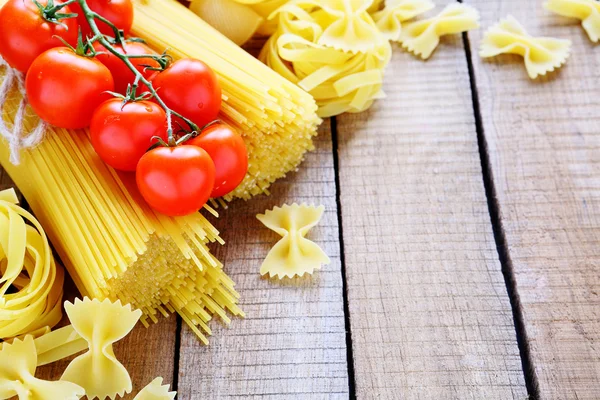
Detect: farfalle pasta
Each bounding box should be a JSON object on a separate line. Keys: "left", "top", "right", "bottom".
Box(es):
{"left": 0, "top": 188, "right": 63, "bottom": 340}
{"left": 133, "top": 378, "right": 176, "bottom": 400}
{"left": 260, "top": 0, "right": 392, "bottom": 117}
{"left": 0, "top": 336, "right": 84, "bottom": 400}
{"left": 400, "top": 3, "right": 480, "bottom": 59}
{"left": 257, "top": 204, "right": 330, "bottom": 279}
{"left": 60, "top": 298, "right": 142, "bottom": 400}
{"left": 480, "top": 16, "right": 571, "bottom": 79}
{"left": 371, "top": 0, "right": 435, "bottom": 41}
{"left": 545, "top": 0, "right": 600, "bottom": 42}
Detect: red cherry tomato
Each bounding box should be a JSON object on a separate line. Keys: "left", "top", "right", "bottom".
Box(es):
{"left": 93, "top": 41, "right": 159, "bottom": 95}
{"left": 73, "top": 0, "right": 134, "bottom": 38}
{"left": 136, "top": 145, "right": 215, "bottom": 216}
{"left": 90, "top": 99, "right": 168, "bottom": 171}
{"left": 187, "top": 123, "right": 248, "bottom": 198}
{"left": 152, "top": 58, "right": 222, "bottom": 129}
{"left": 0, "top": 0, "right": 78, "bottom": 72}
{"left": 26, "top": 47, "right": 114, "bottom": 129}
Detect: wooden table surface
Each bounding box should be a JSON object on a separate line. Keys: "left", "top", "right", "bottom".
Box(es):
{"left": 2, "top": 1, "right": 599, "bottom": 399}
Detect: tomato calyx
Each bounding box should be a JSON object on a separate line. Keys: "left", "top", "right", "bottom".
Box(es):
{"left": 148, "top": 119, "right": 223, "bottom": 151}
{"left": 105, "top": 75, "right": 153, "bottom": 106}
{"left": 32, "top": 0, "right": 78, "bottom": 30}
{"left": 54, "top": 29, "right": 99, "bottom": 58}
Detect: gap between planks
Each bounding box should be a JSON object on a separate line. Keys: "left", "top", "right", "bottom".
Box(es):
{"left": 460, "top": 30, "right": 540, "bottom": 399}
{"left": 331, "top": 115, "right": 358, "bottom": 399}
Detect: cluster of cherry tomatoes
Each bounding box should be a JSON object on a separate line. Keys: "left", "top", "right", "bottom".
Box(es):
{"left": 0, "top": 0, "right": 248, "bottom": 216}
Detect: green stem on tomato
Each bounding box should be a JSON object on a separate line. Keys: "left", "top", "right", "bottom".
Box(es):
{"left": 75, "top": 0, "right": 199, "bottom": 146}
{"left": 44, "top": 0, "right": 77, "bottom": 15}
{"left": 33, "top": 0, "right": 78, "bottom": 29}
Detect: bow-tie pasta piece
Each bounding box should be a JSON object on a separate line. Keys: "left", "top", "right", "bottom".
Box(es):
{"left": 317, "top": 0, "right": 385, "bottom": 53}
{"left": 400, "top": 3, "right": 480, "bottom": 59}
{"left": 480, "top": 16, "right": 571, "bottom": 79}
{"left": 133, "top": 378, "right": 176, "bottom": 400}
{"left": 61, "top": 298, "right": 142, "bottom": 400}
{"left": 545, "top": 0, "right": 600, "bottom": 42}
{"left": 371, "top": 0, "right": 435, "bottom": 41}
{"left": 0, "top": 336, "right": 84, "bottom": 400}
{"left": 257, "top": 204, "right": 331, "bottom": 279}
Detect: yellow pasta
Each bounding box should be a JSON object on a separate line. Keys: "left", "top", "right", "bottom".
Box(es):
{"left": 33, "top": 325, "right": 88, "bottom": 367}
{"left": 260, "top": 0, "right": 392, "bottom": 117}
{"left": 545, "top": 0, "right": 600, "bottom": 43}
{"left": 133, "top": 378, "right": 177, "bottom": 400}
{"left": 0, "top": 188, "right": 63, "bottom": 340}
{"left": 400, "top": 3, "right": 480, "bottom": 59}
{"left": 0, "top": 336, "right": 85, "bottom": 400}
{"left": 257, "top": 204, "right": 330, "bottom": 279}
{"left": 189, "top": 0, "right": 264, "bottom": 46}
{"left": 371, "top": 0, "right": 435, "bottom": 41}
{"left": 480, "top": 16, "right": 571, "bottom": 79}
{"left": 188, "top": 0, "right": 288, "bottom": 44}
{"left": 0, "top": 0, "right": 323, "bottom": 344}
{"left": 132, "top": 0, "right": 321, "bottom": 201}
{"left": 59, "top": 298, "right": 141, "bottom": 400}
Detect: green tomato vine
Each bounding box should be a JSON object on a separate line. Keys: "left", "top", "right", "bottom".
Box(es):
{"left": 50, "top": 0, "right": 201, "bottom": 146}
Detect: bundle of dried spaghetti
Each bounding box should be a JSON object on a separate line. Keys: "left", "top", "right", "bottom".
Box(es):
{"left": 0, "top": 188, "right": 63, "bottom": 340}
{"left": 0, "top": 85, "right": 244, "bottom": 342}
{"left": 259, "top": 0, "right": 393, "bottom": 117}
{"left": 132, "top": 0, "right": 321, "bottom": 201}
{"left": 0, "top": 64, "right": 243, "bottom": 345}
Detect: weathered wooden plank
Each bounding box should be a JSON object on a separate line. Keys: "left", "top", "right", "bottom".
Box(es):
{"left": 467, "top": 0, "right": 600, "bottom": 398}
{"left": 335, "top": 11, "right": 527, "bottom": 399}
{"left": 0, "top": 171, "right": 177, "bottom": 398}
{"left": 177, "top": 121, "right": 350, "bottom": 399}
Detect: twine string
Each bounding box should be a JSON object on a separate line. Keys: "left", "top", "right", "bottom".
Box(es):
{"left": 0, "top": 56, "right": 46, "bottom": 165}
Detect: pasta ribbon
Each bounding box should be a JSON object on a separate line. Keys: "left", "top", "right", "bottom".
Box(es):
{"left": 400, "top": 3, "right": 480, "bottom": 59}
{"left": 60, "top": 298, "right": 142, "bottom": 400}
{"left": 133, "top": 378, "right": 176, "bottom": 400}
{"left": 0, "top": 336, "right": 84, "bottom": 400}
{"left": 480, "top": 15, "right": 571, "bottom": 79}
{"left": 545, "top": 0, "right": 600, "bottom": 42}
{"left": 371, "top": 0, "right": 435, "bottom": 41}
{"left": 257, "top": 204, "right": 330, "bottom": 279}
{"left": 33, "top": 325, "right": 88, "bottom": 367}
{"left": 0, "top": 188, "right": 63, "bottom": 340}
{"left": 260, "top": 0, "right": 392, "bottom": 117}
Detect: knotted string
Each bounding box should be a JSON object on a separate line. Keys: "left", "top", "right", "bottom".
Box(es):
{"left": 0, "top": 56, "right": 46, "bottom": 165}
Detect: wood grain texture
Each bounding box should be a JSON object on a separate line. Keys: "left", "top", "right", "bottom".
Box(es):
{"left": 0, "top": 171, "right": 178, "bottom": 399}
{"left": 335, "top": 14, "right": 527, "bottom": 399}
{"left": 467, "top": 0, "right": 600, "bottom": 398}
{"left": 177, "top": 121, "right": 350, "bottom": 399}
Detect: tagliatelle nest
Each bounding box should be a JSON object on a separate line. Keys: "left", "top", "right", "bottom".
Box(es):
{"left": 259, "top": 0, "right": 394, "bottom": 117}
